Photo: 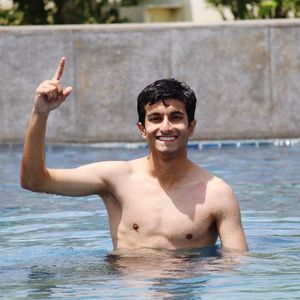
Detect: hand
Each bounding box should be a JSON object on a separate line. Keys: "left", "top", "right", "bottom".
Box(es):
{"left": 34, "top": 57, "right": 72, "bottom": 115}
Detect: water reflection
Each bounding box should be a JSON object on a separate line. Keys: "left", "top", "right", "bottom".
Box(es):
{"left": 24, "top": 246, "right": 246, "bottom": 299}
{"left": 104, "top": 246, "right": 244, "bottom": 299}
{"left": 25, "top": 254, "right": 122, "bottom": 299}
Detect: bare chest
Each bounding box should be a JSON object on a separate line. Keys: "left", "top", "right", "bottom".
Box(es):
{"left": 110, "top": 180, "right": 217, "bottom": 249}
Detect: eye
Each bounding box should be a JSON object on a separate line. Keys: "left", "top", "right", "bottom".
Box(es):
{"left": 148, "top": 114, "right": 162, "bottom": 123}
{"left": 170, "top": 113, "right": 183, "bottom": 122}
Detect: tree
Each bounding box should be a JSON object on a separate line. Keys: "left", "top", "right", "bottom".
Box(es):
{"left": 206, "top": 0, "right": 300, "bottom": 20}
{"left": 0, "top": 0, "right": 139, "bottom": 25}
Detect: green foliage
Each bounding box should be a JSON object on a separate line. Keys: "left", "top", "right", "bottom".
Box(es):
{"left": 121, "top": 0, "right": 139, "bottom": 5}
{"left": 0, "top": 0, "right": 139, "bottom": 25}
{"left": 206, "top": 0, "right": 300, "bottom": 19}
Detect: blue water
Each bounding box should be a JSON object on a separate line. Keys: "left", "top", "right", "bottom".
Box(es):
{"left": 0, "top": 142, "right": 299, "bottom": 299}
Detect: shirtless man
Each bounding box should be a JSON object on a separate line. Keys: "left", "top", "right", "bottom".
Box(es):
{"left": 20, "top": 57, "right": 248, "bottom": 251}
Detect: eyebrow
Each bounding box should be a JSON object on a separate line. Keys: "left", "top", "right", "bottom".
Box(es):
{"left": 147, "top": 112, "right": 161, "bottom": 118}
{"left": 170, "top": 111, "right": 184, "bottom": 115}
{"left": 147, "top": 110, "right": 184, "bottom": 117}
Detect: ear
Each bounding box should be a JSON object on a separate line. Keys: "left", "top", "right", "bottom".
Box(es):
{"left": 188, "top": 120, "right": 196, "bottom": 137}
{"left": 137, "top": 122, "right": 147, "bottom": 139}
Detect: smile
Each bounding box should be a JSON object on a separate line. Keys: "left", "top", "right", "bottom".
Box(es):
{"left": 156, "top": 136, "right": 177, "bottom": 141}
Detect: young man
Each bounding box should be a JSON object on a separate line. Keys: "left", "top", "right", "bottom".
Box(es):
{"left": 20, "top": 58, "right": 248, "bottom": 251}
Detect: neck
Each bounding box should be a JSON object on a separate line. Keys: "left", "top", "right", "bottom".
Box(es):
{"left": 147, "top": 150, "right": 191, "bottom": 187}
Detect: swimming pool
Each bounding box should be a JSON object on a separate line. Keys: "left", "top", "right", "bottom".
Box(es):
{"left": 0, "top": 141, "right": 299, "bottom": 299}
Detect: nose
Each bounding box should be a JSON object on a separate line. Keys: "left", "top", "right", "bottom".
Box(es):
{"left": 160, "top": 117, "right": 172, "bottom": 132}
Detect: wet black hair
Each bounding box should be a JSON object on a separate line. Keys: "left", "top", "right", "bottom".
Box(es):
{"left": 137, "top": 78, "right": 197, "bottom": 127}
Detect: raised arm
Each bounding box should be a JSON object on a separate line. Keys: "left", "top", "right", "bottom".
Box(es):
{"left": 20, "top": 58, "right": 108, "bottom": 196}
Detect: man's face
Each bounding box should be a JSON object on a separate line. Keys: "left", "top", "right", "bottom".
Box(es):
{"left": 138, "top": 99, "right": 196, "bottom": 155}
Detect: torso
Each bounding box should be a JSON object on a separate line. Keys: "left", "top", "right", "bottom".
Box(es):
{"left": 100, "top": 157, "right": 220, "bottom": 250}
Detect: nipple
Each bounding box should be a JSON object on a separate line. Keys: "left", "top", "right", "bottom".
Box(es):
{"left": 186, "top": 233, "right": 193, "bottom": 240}
{"left": 133, "top": 223, "right": 139, "bottom": 231}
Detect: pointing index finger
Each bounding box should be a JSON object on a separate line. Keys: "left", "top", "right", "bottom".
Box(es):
{"left": 53, "top": 57, "right": 66, "bottom": 80}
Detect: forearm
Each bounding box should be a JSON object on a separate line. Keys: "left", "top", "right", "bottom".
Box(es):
{"left": 20, "top": 57, "right": 72, "bottom": 192}
{"left": 20, "top": 110, "right": 50, "bottom": 191}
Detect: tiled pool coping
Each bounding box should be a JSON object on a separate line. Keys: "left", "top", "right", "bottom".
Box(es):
{"left": 53, "top": 138, "right": 300, "bottom": 149}
{"left": 188, "top": 139, "right": 300, "bottom": 150}
{"left": 101, "top": 139, "right": 300, "bottom": 150}
{"left": 0, "top": 139, "right": 299, "bottom": 151}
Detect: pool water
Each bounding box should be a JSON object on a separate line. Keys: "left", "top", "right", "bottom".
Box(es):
{"left": 0, "top": 143, "right": 299, "bottom": 299}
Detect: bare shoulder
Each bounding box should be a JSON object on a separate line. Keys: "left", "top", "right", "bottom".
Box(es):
{"left": 206, "top": 175, "right": 240, "bottom": 211}
{"left": 207, "top": 176, "right": 234, "bottom": 195}
{"left": 190, "top": 163, "right": 238, "bottom": 206}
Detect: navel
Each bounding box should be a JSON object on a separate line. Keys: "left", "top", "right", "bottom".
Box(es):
{"left": 186, "top": 233, "right": 193, "bottom": 240}
{"left": 133, "top": 223, "right": 139, "bottom": 231}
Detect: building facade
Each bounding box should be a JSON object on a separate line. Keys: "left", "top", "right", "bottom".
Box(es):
{"left": 119, "top": 0, "right": 226, "bottom": 24}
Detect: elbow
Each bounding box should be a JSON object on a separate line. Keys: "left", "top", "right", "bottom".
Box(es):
{"left": 20, "top": 168, "right": 30, "bottom": 190}
{"left": 20, "top": 177, "right": 46, "bottom": 193}
{"left": 20, "top": 166, "right": 32, "bottom": 191}
{"left": 20, "top": 167, "right": 47, "bottom": 192}
{"left": 20, "top": 174, "right": 38, "bottom": 191}
{"left": 20, "top": 177, "right": 29, "bottom": 190}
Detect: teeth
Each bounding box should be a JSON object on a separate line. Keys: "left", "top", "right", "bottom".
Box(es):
{"left": 158, "top": 136, "right": 176, "bottom": 141}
